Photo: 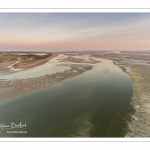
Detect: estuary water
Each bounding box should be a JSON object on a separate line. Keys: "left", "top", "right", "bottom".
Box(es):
{"left": 0, "top": 58, "right": 134, "bottom": 137}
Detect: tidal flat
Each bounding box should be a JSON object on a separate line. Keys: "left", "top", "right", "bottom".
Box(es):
{"left": 92, "top": 51, "right": 150, "bottom": 137}
{"left": 0, "top": 51, "right": 149, "bottom": 137}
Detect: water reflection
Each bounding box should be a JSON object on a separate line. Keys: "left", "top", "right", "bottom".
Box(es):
{"left": 0, "top": 60, "right": 135, "bottom": 137}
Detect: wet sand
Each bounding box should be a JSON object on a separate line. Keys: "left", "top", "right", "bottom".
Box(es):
{"left": 125, "top": 65, "right": 150, "bottom": 137}
{"left": 0, "top": 64, "right": 92, "bottom": 102}
{"left": 0, "top": 53, "right": 108, "bottom": 103}
{"left": 0, "top": 52, "right": 133, "bottom": 137}
{"left": 1, "top": 51, "right": 150, "bottom": 137}
{"left": 0, "top": 60, "right": 17, "bottom": 75}
{"left": 92, "top": 51, "right": 150, "bottom": 137}
{"left": 0, "top": 53, "right": 94, "bottom": 102}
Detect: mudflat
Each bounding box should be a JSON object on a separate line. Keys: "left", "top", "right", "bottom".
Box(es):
{"left": 0, "top": 51, "right": 150, "bottom": 137}
{"left": 0, "top": 52, "right": 93, "bottom": 102}
{"left": 92, "top": 51, "right": 150, "bottom": 137}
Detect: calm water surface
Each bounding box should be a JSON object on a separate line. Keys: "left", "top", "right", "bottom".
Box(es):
{"left": 0, "top": 60, "right": 135, "bottom": 137}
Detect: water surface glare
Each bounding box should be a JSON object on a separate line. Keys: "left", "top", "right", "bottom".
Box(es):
{"left": 0, "top": 60, "right": 134, "bottom": 137}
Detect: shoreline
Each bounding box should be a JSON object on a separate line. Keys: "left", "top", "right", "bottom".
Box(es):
{"left": 0, "top": 54, "right": 111, "bottom": 102}
{"left": 0, "top": 64, "right": 93, "bottom": 102}
{"left": 116, "top": 63, "right": 150, "bottom": 137}
{"left": 0, "top": 53, "right": 58, "bottom": 76}
{"left": 14, "top": 54, "right": 58, "bottom": 71}
{"left": 92, "top": 52, "right": 150, "bottom": 137}
{"left": 1, "top": 52, "right": 150, "bottom": 137}
{"left": 1, "top": 54, "right": 100, "bottom": 102}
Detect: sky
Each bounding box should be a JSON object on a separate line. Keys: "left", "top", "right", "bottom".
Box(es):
{"left": 0, "top": 13, "right": 150, "bottom": 52}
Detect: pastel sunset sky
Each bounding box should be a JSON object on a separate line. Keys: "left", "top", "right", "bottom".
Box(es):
{"left": 0, "top": 13, "right": 150, "bottom": 51}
